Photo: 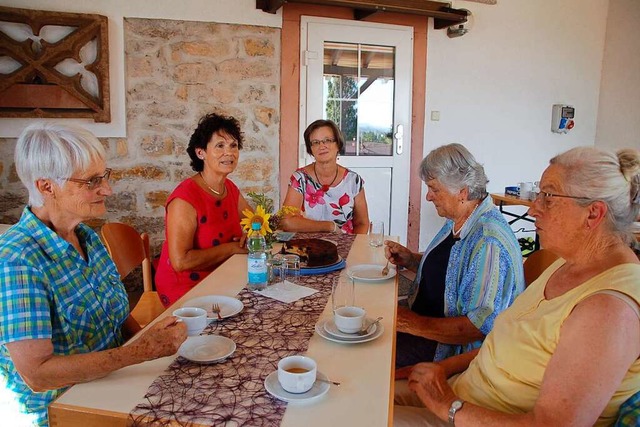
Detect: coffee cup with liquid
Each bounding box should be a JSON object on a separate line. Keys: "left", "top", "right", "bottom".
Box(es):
{"left": 172, "top": 307, "right": 207, "bottom": 336}
{"left": 277, "top": 355, "right": 317, "bottom": 393}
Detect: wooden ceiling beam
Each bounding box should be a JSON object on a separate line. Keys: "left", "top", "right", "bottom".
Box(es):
{"left": 256, "top": 0, "right": 468, "bottom": 29}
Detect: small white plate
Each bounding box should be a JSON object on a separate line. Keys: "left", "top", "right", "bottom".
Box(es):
{"left": 323, "top": 318, "right": 377, "bottom": 340}
{"left": 264, "top": 370, "right": 330, "bottom": 403}
{"left": 315, "top": 319, "right": 384, "bottom": 344}
{"left": 182, "top": 295, "right": 244, "bottom": 321}
{"left": 178, "top": 335, "right": 236, "bottom": 364}
{"left": 347, "top": 264, "right": 396, "bottom": 282}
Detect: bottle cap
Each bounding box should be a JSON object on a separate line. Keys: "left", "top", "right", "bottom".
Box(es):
{"left": 251, "top": 222, "right": 261, "bottom": 230}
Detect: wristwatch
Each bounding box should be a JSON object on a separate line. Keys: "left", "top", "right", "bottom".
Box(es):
{"left": 448, "top": 399, "right": 464, "bottom": 426}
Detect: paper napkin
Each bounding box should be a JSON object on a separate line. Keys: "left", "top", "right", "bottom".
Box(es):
{"left": 254, "top": 280, "right": 318, "bottom": 303}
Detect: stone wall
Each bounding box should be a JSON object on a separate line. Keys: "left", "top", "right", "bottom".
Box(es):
{"left": 0, "top": 18, "right": 281, "bottom": 255}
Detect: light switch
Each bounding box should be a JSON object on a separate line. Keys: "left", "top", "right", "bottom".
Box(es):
{"left": 430, "top": 111, "right": 440, "bottom": 121}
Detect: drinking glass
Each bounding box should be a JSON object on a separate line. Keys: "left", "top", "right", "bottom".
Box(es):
{"left": 368, "top": 221, "right": 384, "bottom": 247}
{"left": 282, "top": 254, "right": 300, "bottom": 284}
{"left": 267, "top": 253, "right": 285, "bottom": 285}
{"left": 332, "top": 277, "right": 355, "bottom": 311}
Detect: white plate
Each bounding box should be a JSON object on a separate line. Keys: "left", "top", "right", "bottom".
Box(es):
{"left": 315, "top": 319, "right": 384, "bottom": 344}
{"left": 323, "top": 318, "right": 377, "bottom": 340}
{"left": 264, "top": 370, "right": 330, "bottom": 403}
{"left": 178, "top": 335, "right": 236, "bottom": 363}
{"left": 347, "top": 264, "right": 396, "bottom": 282}
{"left": 182, "top": 295, "right": 244, "bottom": 321}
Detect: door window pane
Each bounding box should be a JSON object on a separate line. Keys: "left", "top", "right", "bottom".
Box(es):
{"left": 323, "top": 42, "right": 395, "bottom": 157}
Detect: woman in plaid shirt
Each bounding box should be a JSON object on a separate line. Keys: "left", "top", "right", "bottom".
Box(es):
{"left": 0, "top": 123, "right": 187, "bottom": 426}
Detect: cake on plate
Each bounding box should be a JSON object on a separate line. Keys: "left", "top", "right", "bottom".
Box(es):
{"left": 283, "top": 238, "right": 339, "bottom": 267}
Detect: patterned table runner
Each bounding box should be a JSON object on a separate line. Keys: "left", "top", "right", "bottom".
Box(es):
{"left": 129, "top": 233, "right": 356, "bottom": 426}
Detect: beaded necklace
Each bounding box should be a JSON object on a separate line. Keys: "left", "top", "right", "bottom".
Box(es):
{"left": 313, "top": 162, "right": 339, "bottom": 192}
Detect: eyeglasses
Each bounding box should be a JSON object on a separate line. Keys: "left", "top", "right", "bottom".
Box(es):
{"left": 534, "top": 191, "right": 591, "bottom": 204}
{"left": 310, "top": 137, "right": 336, "bottom": 147}
{"left": 64, "top": 168, "right": 112, "bottom": 190}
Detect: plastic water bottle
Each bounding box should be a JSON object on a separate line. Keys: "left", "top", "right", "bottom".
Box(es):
{"left": 247, "top": 222, "right": 268, "bottom": 291}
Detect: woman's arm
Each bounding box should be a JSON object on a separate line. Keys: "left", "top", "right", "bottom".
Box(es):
{"left": 121, "top": 315, "right": 142, "bottom": 341}
{"left": 351, "top": 188, "right": 370, "bottom": 234}
{"left": 280, "top": 186, "right": 336, "bottom": 232}
{"left": 395, "top": 349, "right": 479, "bottom": 380}
{"left": 396, "top": 306, "right": 484, "bottom": 344}
{"left": 5, "top": 316, "right": 186, "bottom": 392}
{"left": 408, "top": 294, "right": 640, "bottom": 426}
{"left": 384, "top": 240, "right": 422, "bottom": 272}
{"left": 166, "top": 198, "right": 247, "bottom": 272}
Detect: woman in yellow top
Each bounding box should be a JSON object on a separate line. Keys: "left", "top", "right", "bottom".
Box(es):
{"left": 394, "top": 146, "right": 640, "bottom": 426}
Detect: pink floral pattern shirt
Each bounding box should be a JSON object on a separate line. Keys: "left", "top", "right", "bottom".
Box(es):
{"left": 288, "top": 168, "right": 364, "bottom": 234}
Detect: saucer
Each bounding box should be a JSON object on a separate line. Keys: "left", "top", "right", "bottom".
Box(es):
{"left": 315, "top": 319, "right": 384, "bottom": 344}
{"left": 182, "top": 295, "right": 244, "bottom": 321}
{"left": 264, "top": 370, "right": 330, "bottom": 403}
{"left": 178, "top": 335, "right": 236, "bottom": 363}
{"left": 323, "top": 318, "right": 377, "bottom": 340}
{"left": 347, "top": 264, "right": 396, "bottom": 282}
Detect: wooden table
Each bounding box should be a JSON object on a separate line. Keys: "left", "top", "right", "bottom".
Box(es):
{"left": 490, "top": 193, "right": 539, "bottom": 251}
{"left": 49, "top": 234, "right": 398, "bottom": 427}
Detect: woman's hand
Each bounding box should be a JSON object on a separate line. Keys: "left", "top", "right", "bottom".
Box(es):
{"left": 132, "top": 316, "right": 188, "bottom": 361}
{"left": 384, "top": 240, "right": 416, "bottom": 269}
{"left": 395, "top": 364, "right": 414, "bottom": 380}
{"left": 408, "top": 363, "right": 457, "bottom": 421}
{"left": 232, "top": 233, "right": 248, "bottom": 254}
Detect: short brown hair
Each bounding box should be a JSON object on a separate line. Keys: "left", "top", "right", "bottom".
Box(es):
{"left": 303, "top": 119, "right": 345, "bottom": 156}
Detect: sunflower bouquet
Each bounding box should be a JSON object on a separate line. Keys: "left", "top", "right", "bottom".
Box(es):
{"left": 240, "top": 192, "right": 300, "bottom": 246}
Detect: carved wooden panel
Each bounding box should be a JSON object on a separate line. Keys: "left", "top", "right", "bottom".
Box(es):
{"left": 0, "top": 6, "right": 110, "bottom": 122}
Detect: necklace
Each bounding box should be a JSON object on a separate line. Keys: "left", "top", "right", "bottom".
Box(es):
{"left": 313, "top": 162, "right": 339, "bottom": 192}
{"left": 199, "top": 172, "right": 225, "bottom": 196}
{"left": 453, "top": 202, "right": 479, "bottom": 236}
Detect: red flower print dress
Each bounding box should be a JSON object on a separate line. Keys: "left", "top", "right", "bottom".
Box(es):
{"left": 155, "top": 178, "right": 243, "bottom": 307}
{"left": 288, "top": 168, "right": 365, "bottom": 234}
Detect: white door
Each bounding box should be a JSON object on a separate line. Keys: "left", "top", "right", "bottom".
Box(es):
{"left": 300, "top": 17, "right": 413, "bottom": 245}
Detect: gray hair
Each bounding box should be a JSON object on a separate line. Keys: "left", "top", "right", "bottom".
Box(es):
{"left": 15, "top": 122, "right": 105, "bottom": 208}
{"left": 420, "top": 143, "right": 488, "bottom": 200}
{"left": 551, "top": 146, "right": 640, "bottom": 241}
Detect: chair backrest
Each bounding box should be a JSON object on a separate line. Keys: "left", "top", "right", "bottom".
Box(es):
{"left": 523, "top": 249, "right": 559, "bottom": 287}
{"left": 101, "top": 222, "right": 153, "bottom": 292}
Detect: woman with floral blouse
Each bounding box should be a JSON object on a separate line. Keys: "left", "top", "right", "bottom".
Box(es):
{"left": 280, "top": 119, "right": 369, "bottom": 234}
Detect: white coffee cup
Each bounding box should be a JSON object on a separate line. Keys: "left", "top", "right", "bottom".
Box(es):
{"left": 172, "top": 307, "right": 207, "bottom": 336}
{"left": 334, "top": 306, "right": 366, "bottom": 334}
{"left": 277, "top": 355, "right": 317, "bottom": 393}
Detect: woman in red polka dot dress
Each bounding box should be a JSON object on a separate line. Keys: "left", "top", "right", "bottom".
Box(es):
{"left": 155, "top": 113, "right": 252, "bottom": 307}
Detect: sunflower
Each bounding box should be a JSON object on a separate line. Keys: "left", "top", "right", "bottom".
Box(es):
{"left": 240, "top": 205, "right": 272, "bottom": 236}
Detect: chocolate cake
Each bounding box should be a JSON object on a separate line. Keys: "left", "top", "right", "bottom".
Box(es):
{"left": 283, "top": 238, "right": 339, "bottom": 267}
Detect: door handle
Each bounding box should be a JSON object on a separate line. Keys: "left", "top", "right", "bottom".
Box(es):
{"left": 394, "top": 124, "right": 403, "bottom": 155}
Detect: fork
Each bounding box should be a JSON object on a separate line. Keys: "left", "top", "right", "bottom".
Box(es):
{"left": 212, "top": 303, "right": 223, "bottom": 320}
{"left": 381, "top": 260, "right": 390, "bottom": 276}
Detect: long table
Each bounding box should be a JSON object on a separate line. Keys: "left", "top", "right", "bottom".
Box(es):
{"left": 49, "top": 234, "right": 398, "bottom": 426}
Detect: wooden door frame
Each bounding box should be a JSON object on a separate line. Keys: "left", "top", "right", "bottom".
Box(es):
{"left": 280, "top": 3, "right": 426, "bottom": 251}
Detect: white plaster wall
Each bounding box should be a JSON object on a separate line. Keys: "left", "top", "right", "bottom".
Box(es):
{"left": 419, "top": 0, "right": 610, "bottom": 249}
{"left": 0, "top": 0, "right": 282, "bottom": 137}
{"left": 595, "top": 0, "right": 640, "bottom": 152}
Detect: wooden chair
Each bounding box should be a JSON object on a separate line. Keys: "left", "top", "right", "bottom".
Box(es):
{"left": 101, "top": 222, "right": 165, "bottom": 328}
{"left": 523, "top": 249, "right": 560, "bottom": 287}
